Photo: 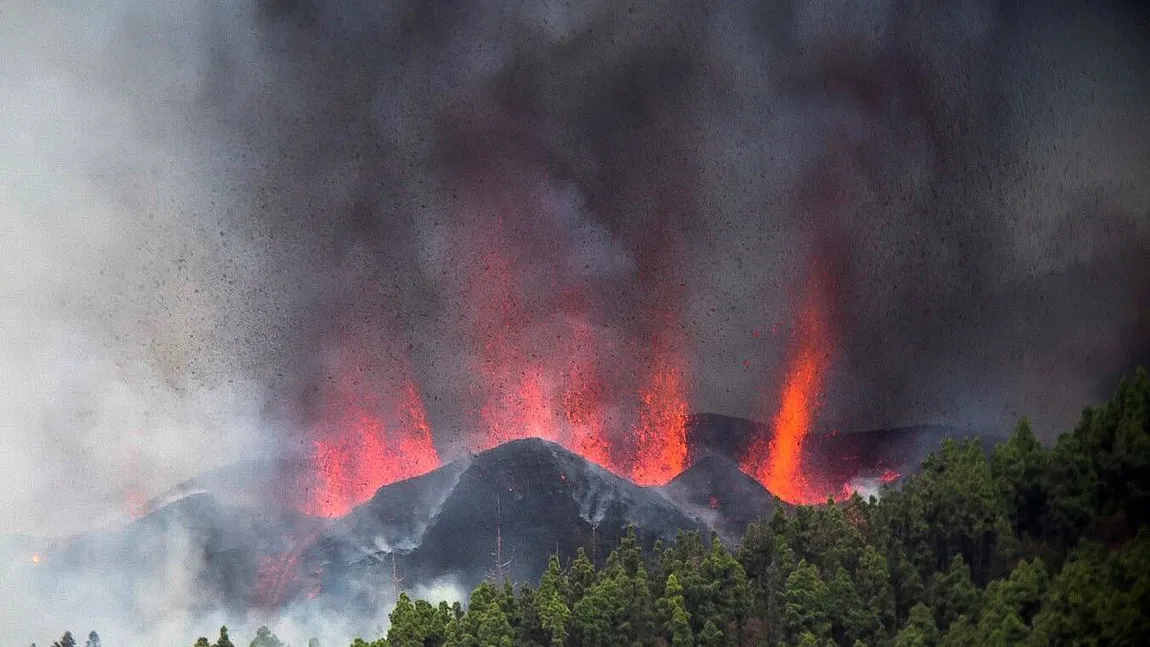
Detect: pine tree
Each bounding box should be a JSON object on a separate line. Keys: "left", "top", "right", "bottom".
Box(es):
{"left": 538, "top": 554, "right": 570, "bottom": 604}
{"left": 51, "top": 633, "right": 75, "bottom": 647}
{"left": 783, "top": 560, "right": 831, "bottom": 642}
{"left": 249, "top": 626, "right": 286, "bottom": 647}
{"left": 698, "top": 619, "right": 723, "bottom": 647}
{"left": 930, "top": 555, "right": 981, "bottom": 630}
{"left": 539, "top": 592, "right": 571, "bottom": 646}
{"left": 388, "top": 592, "right": 424, "bottom": 647}
{"left": 569, "top": 548, "right": 596, "bottom": 606}
{"left": 856, "top": 544, "right": 896, "bottom": 639}
{"left": 657, "top": 572, "right": 693, "bottom": 646}
{"left": 992, "top": 418, "right": 1049, "bottom": 538}
{"left": 84, "top": 632, "right": 100, "bottom": 647}
{"left": 214, "top": 626, "right": 236, "bottom": 647}
{"left": 476, "top": 599, "right": 515, "bottom": 647}
{"left": 894, "top": 603, "right": 938, "bottom": 647}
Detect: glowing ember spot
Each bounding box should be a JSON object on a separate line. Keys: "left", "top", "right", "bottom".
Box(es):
{"left": 708, "top": 496, "right": 720, "bottom": 510}
{"left": 630, "top": 352, "right": 689, "bottom": 486}
{"left": 880, "top": 469, "right": 901, "bottom": 483}
{"left": 123, "top": 487, "right": 148, "bottom": 519}
{"left": 254, "top": 528, "right": 322, "bottom": 608}
{"left": 31, "top": 553, "right": 41, "bottom": 565}
{"left": 742, "top": 265, "right": 832, "bottom": 504}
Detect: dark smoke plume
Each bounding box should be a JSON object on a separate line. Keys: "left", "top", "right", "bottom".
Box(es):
{"left": 195, "top": 0, "right": 1150, "bottom": 443}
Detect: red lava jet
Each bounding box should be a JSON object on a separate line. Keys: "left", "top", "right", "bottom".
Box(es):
{"left": 295, "top": 186, "right": 874, "bottom": 515}
{"left": 560, "top": 307, "right": 615, "bottom": 470}
{"left": 254, "top": 527, "right": 324, "bottom": 609}
{"left": 468, "top": 244, "right": 564, "bottom": 450}
{"left": 739, "top": 250, "right": 904, "bottom": 504}
{"left": 741, "top": 259, "right": 835, "bottom": 504}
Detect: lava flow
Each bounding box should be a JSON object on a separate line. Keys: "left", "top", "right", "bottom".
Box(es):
{"left": 742, "top": 264, "right": 834, "bottom": 504}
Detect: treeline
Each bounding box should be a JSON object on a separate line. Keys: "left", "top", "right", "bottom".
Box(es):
{"left": 343, "top": 368, "right": 1149, "bottom": 646}
{"left": 33, "top": 631, "right": 101, "bottom": 647}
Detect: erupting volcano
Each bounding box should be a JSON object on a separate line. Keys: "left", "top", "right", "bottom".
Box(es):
{"left": 298, "top": 242, "right": 851, "bottom": 513}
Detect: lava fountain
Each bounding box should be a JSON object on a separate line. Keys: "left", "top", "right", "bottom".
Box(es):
{"left": 304, "top": 352, "right": 441, "bottom": 517}
{"left": 629, "top": 338, "right": 690, "bottom": 486}
{"left": 742, "top": 261, "right": 834, "bottom": 504}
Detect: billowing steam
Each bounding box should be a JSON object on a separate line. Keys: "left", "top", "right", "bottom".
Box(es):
{"left": 2, "top": 0, "right": 1148, "bottom": 643}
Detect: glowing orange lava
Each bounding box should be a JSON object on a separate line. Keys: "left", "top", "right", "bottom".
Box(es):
{"left": 559, "top": 305, "right": 615, "bottom": 470}
{"left": 467, "top": 247, "right": 563, "bottom": 450}
{"left": 306, "top": 375, "right": 442, "bottom": 518}
{"left": 629, "top": 347, "right": 689, "bottom": 486}
{"left": 563, "top": 369, "right": 612, "bottom": 469}
{"left": 742, "top": 266, "right": 832, "bottom": 504}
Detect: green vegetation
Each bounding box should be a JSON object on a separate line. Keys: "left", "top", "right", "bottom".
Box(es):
{"left": 345, "top": 368, "right": 1150, "bottom": 646}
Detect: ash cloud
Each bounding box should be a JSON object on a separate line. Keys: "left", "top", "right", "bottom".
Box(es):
{"left": 2, "top": 0, "right": 1149, "bottom": 640}
{"left": 206, "top": 0, "right": 1149, "bottom": 442}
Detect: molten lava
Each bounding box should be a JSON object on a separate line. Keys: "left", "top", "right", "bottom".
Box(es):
{"left": 562, "top": 364, "right": 613, "bottom": 469}
{"left": 742, "top": 266, "right": 833, "bottom": 504}
{"left": 466, "top": 245, "right": 564, "bottom": 450}
{"left": 306, "top": 374, "right": 441, "bottom": 518}
{"left": 560, "top": 310, "right": 615, "bottom": 470}
{"left": 455, "top": 198, "right": 621, "bottom": 466}
{"left": 629, "top": 346, "right": 690, "bottom": 486}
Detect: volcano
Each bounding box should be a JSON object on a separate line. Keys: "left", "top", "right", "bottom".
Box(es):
{"left": 13, "top": 419, "right": 997, "bottom": 633}
{"left": 308, "top": 438, "right": 710, "bottom": 618}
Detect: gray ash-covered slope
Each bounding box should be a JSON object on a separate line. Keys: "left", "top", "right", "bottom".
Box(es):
{"left": 29, "top": 491, "right": 328, "bottom": 619}
{"left": 660, "top": 453, "right": 777, "bottom": 539}
{"left": 310, "top": 438, "right": 708, "bottom": 613}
